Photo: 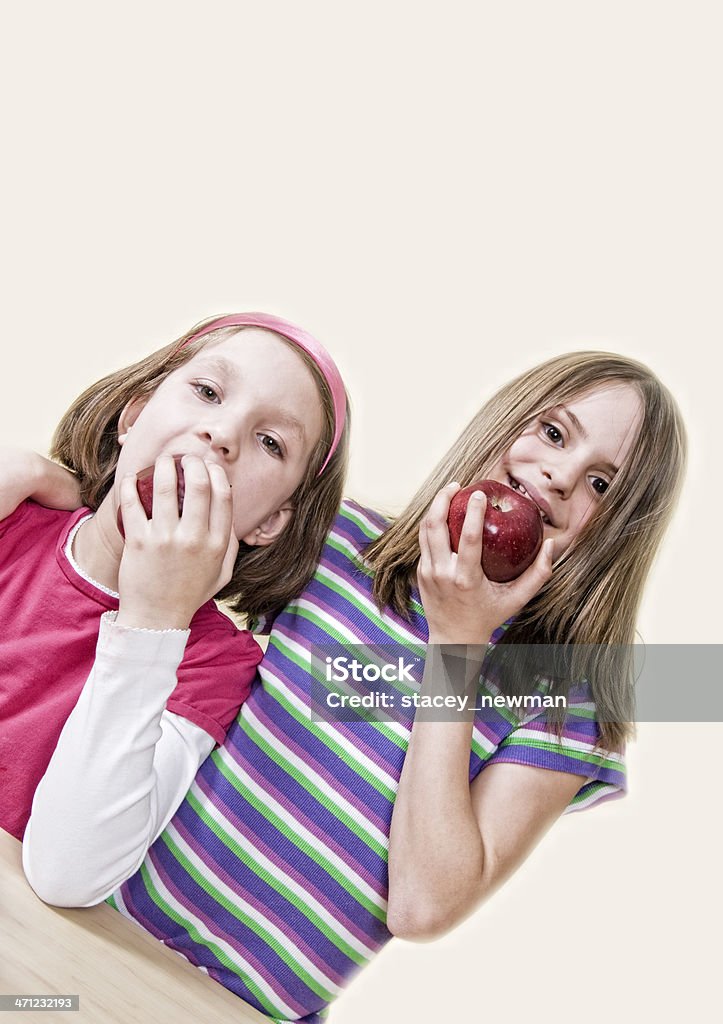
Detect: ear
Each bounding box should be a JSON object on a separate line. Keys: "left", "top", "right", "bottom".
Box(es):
{"left": 117, "top": 396, "right": 149, "bottom": 445}
{"left": 242, "top": 506, "right": 295, "bottom": 548}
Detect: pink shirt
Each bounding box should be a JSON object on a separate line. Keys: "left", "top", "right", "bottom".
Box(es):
{"left": 0, "top": 501, "right": 262, "bottom": 840}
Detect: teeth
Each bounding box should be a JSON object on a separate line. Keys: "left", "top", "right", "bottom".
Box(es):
{"left": 510, "top": 476, "right": 551, "bottom": 525}
{"left": 508, "top": 475, "right": 528, "bottom": 497}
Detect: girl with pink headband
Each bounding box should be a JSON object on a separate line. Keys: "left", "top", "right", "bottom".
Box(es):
{"left": 0, "top": 313, "right": 349, "bottom": 903}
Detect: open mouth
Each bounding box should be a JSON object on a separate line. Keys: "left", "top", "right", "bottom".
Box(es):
{"left": 507, "top": 475, "right": 553, "bottom": 525}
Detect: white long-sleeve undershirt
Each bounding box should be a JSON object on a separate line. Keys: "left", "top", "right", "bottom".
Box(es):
{"left": 22, "top": 612, "right": 213, "bottom": 908}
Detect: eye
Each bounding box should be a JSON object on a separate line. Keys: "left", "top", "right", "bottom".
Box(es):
{"left": 259, "top": 434, "right": 284, "bottom": 459}
{"left": 193, "top": 382, "right": 221, "bottom": 404}
{"left": 542, "top": 422, "right": 564, "bottom": 445}
{"left": 591, "top": 476, "right": 609, "bottom": 496}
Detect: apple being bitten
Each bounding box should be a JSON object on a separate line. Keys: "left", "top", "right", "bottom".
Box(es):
{"left": 447, "top": 480, "right": 543, "bottom": 582}
{"left": 117, "top": 456, "right": 186, "bottom": 538}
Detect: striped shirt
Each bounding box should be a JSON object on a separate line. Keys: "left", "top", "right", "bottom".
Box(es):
{"left": 109, "top": 500, "right": 626, "bottom": 1022}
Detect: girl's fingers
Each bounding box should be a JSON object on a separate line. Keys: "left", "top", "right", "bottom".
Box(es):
{"left": 508, "top": 537, "right": 555, "bottom": 603}
{"left": 418, "top": 510, "right": 430, "bottom": 562}
{"left": 206, "top": 461, "right": 234, "bottom": 545}
{"left": 532, "top": 536, "right": 555, "bottom": 582}
{"left": 118, "top": 472, "right": 148, "bottom": 538}
{"left": 422, "top": 482, "right": 461, "bottom": 571}
{"left": 218, "top": 531, "right": 240, "bottom": 588}
{"left": 176, "top": 454, "right": 212, "bottom": 532}
{"left": 456, "top": 490, "right": 486, "bottom": 577}
{"left": 152, "top": 454, "right": 183, "bottom": 524}
{"left": 417, "top": 505, "right": 435, "bottom": 587}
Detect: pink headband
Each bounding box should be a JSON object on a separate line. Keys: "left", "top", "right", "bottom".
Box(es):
{"left": 183, "top": 312, "right": 346, "bottom": 475}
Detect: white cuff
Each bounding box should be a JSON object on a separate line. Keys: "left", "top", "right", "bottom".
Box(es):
{"left": 99, "top": 609, "right": 190, "bottom": 657}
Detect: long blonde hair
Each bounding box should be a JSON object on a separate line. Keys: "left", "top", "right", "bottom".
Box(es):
{"left": 52, "top": 318, "right": 351, "bottom": 620}
{"left": 365, "top": 351, "right": 687, "bottom": 750}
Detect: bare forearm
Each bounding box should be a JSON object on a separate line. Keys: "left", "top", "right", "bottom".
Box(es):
{"left": 0, "top": 448, "right": 81, "bottom": 513}
{"left": 387, "top": 645, "right": 488, "bottom": 939}
{"left": 388, "top": 722, "right": 483, "bottom": 937}
{"left": 28, "top": 454, "right": 81, "bottom": 508}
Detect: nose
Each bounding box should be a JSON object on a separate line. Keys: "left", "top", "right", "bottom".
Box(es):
{"left": 196, "top": 411, "right": 240, "bottom": 461}
{"left": 540, "top": 450, "right": 583, "bottom": 498}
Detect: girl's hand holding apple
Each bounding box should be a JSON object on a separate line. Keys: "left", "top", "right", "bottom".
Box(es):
{"left": 447, "top": 478, "right": 544, "bottom": 581}
{"left": 417, "top": 482, "right": 555, "bottom": 646}
{"left": 115, "top": 454, "right": 239, "bottom": 631}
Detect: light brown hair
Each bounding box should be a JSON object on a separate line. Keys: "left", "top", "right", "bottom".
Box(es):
{"left": 51, "top": 318, "right": 350, "bottom": 620}
{"left": 364, "top": 351, "right": 687, "bottom": 751}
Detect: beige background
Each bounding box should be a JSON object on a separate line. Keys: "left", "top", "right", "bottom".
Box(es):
{"left": 1, "top": 2, "right": 721, "bottom": 1021}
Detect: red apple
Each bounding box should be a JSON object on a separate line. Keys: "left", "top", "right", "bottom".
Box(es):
{"left": 117, "top": 456, "right": 186, "bottom": 537}
{"left": 447, "top": 479, "right": 543, "bottom": 582}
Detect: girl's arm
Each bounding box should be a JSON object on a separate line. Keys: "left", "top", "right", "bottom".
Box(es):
{"left": 22, "top": 627, "right": 215, "bottom": 907}
{"left": 23, "top": 459, "right": 245, "bottom": 907}
{"left": 387, "top": 484, "right": 578, "bottom": 940}
{"left": 387, "top": 663, "right": 586, "bottom": 939}
{"left": 0, "top": 448, "right": 81, "bottom": 519}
